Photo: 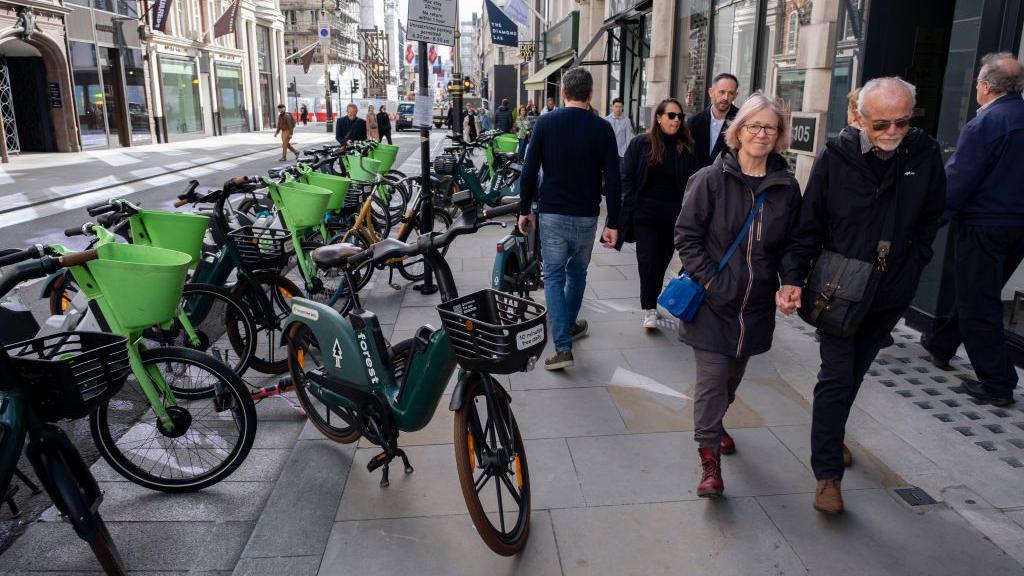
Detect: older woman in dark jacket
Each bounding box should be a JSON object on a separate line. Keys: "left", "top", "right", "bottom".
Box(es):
{"left": 619, "top": 98, "right": 697, "bottom": 329}
{"left": 674, "top": 92, "right": 802, "bottom": 499}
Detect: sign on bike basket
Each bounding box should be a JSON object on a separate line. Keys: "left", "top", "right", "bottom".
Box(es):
{"left": 436, "top": 288, "right": 547, "bottom": 374}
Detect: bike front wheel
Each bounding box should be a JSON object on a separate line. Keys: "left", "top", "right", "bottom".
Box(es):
{"left": 286, "top": 323, "right": 361, "bottom": 443}
{"left": 90, "top": 346, "right": 258, "bottom": 492}
{"left": 453, "top": 372, "right": 530, "bottom": 556}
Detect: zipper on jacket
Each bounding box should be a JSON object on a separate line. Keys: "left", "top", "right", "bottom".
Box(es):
{"left": 737, "top": 187, "right": 758, "bottom": 358}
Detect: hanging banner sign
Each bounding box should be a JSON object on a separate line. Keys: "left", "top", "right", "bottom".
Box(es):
{"left": 213, "top": 0, "right": 239, "bottom": 38}
{"left": 151, "top": 0, "right": 174, "bottom": 32}
{"left": 485, "top": 0, "right": 518, "bottom": 47}
{"left": 407, "top": 0, "right": 456, "bottom": 46}
{"left": 504, "top": 0, "right": 531, "bottom": 27}
{"left": 301, "top": 45, "right": 317, "bottom": 73}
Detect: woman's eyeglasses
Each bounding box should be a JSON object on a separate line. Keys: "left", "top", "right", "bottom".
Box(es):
{"left": 744, "top": 124, "right": 779, "bottom": 136}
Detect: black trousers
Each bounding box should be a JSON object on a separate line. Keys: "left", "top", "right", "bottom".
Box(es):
{"left": 380, "top": 131, "right": 393, "bottom": 144}
{"left": 634, "top": 211, "right": 679, "bottom": 310}
{"left": 811, "top": 306, "right": 905, "bottom": 480}
{"left": 929, "top": 225, "right": 1024, "bottom": 396}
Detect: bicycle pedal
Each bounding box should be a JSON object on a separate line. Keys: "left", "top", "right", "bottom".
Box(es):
{"left": 366, "top": 451, "right": 390, "bottom": 473}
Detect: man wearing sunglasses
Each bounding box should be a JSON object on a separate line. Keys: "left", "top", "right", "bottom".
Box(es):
{"left": 779, "top": 77, "right": 946, "bottom": 515}
{"left": 923, "top": 53, "right": 1024, "bottom": 407}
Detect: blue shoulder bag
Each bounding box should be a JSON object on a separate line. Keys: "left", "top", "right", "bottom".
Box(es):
{"left": 658, "top": 192, "right": 768, "bottom": 323}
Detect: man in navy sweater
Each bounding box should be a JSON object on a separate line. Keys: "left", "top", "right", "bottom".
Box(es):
{"left": 923, "top": 53, "right": 1024, "bottom": 406}
{"left": 518, "top": 67, "right": 621, "bottom": 370}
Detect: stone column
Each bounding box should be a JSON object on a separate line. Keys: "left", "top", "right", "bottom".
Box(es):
{"left": 792, "top": 0, "right": 838, "bottom": 187}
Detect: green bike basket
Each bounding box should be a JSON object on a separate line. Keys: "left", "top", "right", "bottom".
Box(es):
{"left": 131, "top": 210, "right": 209, "bottom": 269}
{"left": 494, "top": 133, "right": 519, "bottom": 153}
{"left": 344, "top": 155, "right": 381, "bottom": 183}
{"left": 86, "top": 243, "right": 192, "bottom": 332}
{"left": 369, "top": 143, "right": 400, "bottom": 174}
{"left": 276, "top": 181, "right": 332, "bottom": 230}
{"left": 301, "top": 172, "right": 351, "bottom": 211}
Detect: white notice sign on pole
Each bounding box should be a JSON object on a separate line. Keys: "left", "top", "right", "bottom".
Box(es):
{"left": 413, "top": 94, "right": 434, "bottom": 128}
{"left": 407, "top": 0, "right": 457, "bottom": 46}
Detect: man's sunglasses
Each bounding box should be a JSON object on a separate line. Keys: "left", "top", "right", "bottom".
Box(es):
{"left": 868, "top": 117, "right": 911, "bottom": 131}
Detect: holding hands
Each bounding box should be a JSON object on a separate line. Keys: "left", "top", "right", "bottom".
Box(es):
{"left": 776, "top": 284, "right": 802, "bottom": 315}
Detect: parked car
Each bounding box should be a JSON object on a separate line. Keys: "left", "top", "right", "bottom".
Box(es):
{"left": 396, "top": 101, "right": 414, "bottom": 131}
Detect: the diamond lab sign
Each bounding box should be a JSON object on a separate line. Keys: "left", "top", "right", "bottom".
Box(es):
{"left": 407, "top": 0, "right": 456, "bottom": 47}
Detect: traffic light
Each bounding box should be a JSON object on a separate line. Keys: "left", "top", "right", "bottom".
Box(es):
{"left": 351, "top": 78, "right": 360, "bottom": 93}
{"left": 329, "top": 79, "right": 337, "bottom": 93}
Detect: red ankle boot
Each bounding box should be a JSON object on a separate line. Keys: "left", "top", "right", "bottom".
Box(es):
{"left": 697, "top": 446, "right": 724, "bottom": 498}
{"left": 720, "top": 430, "right": 736, "bottom": 455}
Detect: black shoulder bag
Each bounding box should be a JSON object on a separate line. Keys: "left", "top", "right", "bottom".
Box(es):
{"left": 798, "top": 187, "right": 897, "bottom": 338}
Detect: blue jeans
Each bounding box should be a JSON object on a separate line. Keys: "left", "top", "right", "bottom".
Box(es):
{"left": 516, "top": 138, "right": 527, "bottom": 159}
{"left": 539, "top": 213, "right": 598, "bottom": 352}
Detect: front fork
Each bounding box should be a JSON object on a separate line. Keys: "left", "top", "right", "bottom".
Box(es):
{"left": 125, "top": 337, "right": 178, "bottom": 430}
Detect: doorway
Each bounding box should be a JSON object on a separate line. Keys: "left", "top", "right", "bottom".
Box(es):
{"left": 0, "top": 42, "right": 57, "bottom": 152}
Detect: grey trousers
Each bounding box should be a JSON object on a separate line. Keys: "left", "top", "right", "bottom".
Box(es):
{"left": 692, "top": 348, "right": 750, "bottom": 449}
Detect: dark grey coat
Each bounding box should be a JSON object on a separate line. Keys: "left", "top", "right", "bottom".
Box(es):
{"left": 674, "top": 150, "right": 802, "bottom": 358}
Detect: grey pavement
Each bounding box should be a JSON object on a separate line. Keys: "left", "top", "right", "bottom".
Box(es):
{"left": 3, "top": 140, "right": 1024, "bottom": 574}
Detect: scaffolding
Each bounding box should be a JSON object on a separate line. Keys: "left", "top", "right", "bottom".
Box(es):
{"left": 359, "top": 28, "right": 389, "bottom": 99}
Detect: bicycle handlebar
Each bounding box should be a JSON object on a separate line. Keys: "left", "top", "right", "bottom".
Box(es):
{"left": 64, "top": 224, "right": 89, "bottom": 237}
{"left": 0, "top": 249, "right": 98, "bottom": 298}
{"left": 0, "top": 244, "right": 46, "bottom": 267}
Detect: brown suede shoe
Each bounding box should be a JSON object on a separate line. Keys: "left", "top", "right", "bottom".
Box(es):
{"left": 814, "top": 479, "right": 844, "bottom": 514}
{"left": 842, "top": 444, "right": 853, "bottom": 468}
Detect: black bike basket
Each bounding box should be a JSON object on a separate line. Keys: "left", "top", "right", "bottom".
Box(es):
{"left": 5, "top": 332, "right": 130, "bottom": 421}
{"left": 228, "top": 226, "right": 290, "bottom": 269}
{"left": 436, "top": 289, "right": 547, "bottom": 374}
{"left": 433, "top": 154, "right": 457, "bottom": 176}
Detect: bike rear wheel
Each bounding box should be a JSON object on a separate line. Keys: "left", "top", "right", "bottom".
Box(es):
{"left": 396, "top": 210, "right": 453, "bottom": 282}
{"left": 90, "top": 346, "right": 257, "bottom": 492}
{"left": 453, "top": 372, "right": 530, "bottom": 556}
{"left": 286, "top": 323, "right": 361, "bottom": 443}
{"left": 230, "top": 271, "right": 302, "bottom": 374}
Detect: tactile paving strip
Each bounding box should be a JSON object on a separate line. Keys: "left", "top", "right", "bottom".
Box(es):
{"left": 782, "top": 317, "right": 1024, "bottom": 470}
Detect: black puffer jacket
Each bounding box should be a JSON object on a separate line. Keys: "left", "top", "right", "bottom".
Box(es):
{"left": 494, "top": 105, "right": 513, "bottom": 133}
{"left": 674, "top": 150, "right": 802, "bottom": 358}
{"left": 780, "top": 127, "right": 946, "bottom": 312}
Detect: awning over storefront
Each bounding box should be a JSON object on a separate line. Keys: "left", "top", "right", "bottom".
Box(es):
{"left": 523, "top": 55, "right": 575, "bottom": 91}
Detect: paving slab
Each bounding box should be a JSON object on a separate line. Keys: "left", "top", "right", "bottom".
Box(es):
{"left": 234, "top": 555, "right": 322, "bottom": 576}
{"left": 59, "top": 480, "right": 274, "bottom": 522}
{"left": 768, "top": 424, "right": 888, "bottom": 490}
{"left": 319, "top": 512, "right": 563, "bottom": 576}
{"left": 507, "top": 348, "right": 628, "bottom": 390}
{"left": 550, "top": 499, "right": 808, "bottom": 576}
{"left": 509, "top": 387, "right": 628, "bottom": 439}
{"left": 758, "top": 488, "right": 1024, "bottom": 576}
{"left": 567, "top": 429, "right": 815, "bottom": 506}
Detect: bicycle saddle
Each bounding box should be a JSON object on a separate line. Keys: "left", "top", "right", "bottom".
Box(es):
{"left": 312, "top": 243, "right": 364, "bottom": 268}
{"left": 500, "top": 195, "right": 520, "bottom": 206}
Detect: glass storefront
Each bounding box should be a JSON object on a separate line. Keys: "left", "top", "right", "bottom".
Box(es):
{"left": 256, "top": 26, "right": 274, "bottom": 128}
{"left": 215, "top": 62, "right": 248, "bottom": 133}
{"left": 70, "top": 41, "right": 107, "bottom": 149}
{"left": 710, "top": 0, "right": 758, "bottom": 102}
{"left": 123, "top": 48, "right": 151, "bottom": 143}
{"left": 672, "top": 0, "right": 712, "bottom": 113}
{"left": 159, "top": 55, "right": 203, "bottom": 135}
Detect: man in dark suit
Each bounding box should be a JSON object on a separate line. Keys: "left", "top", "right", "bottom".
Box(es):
{"left": 687, "top": 73, "right": 740, "bottom": 168}
{"left": 335, "top": 103, "right": 367, "bottom": 144}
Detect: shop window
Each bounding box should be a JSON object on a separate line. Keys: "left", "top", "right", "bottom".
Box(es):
{"left": 786, "top": 10, "right": 798, "bottom": 54}
{"left": 160, "top": 56, "right": 203, "bottom": 135}
{"left": 826, "top": 58, "right": 852, "bottom": 138}
{"left": 673, "top": 0, "right": 713, "bottom": 113}
{"left": 711, "top": 0, "right": 758, "bottom": 102}
{"left": 776, "top": 68, "right": 804, "bottom": 111}
{"left": 216, "top": 63, "right": 247, "bottom": 133}
{"left": 70, "top": 41, "right": 107, "bottom": 149}
{"left": 123, "top": 48, "right": 151, "bottom": 143}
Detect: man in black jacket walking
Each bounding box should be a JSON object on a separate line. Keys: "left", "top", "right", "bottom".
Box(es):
{"left": 376, "top": 104, "right": 393, "bottom": 144}
{"left": 493, "top": 99, "right": 513, "bottom": 133}
{"left": 335, "top": 103, "right": 367, "bottom": 144}
{"left": 779, "top": 77, "right": 945, "bottom": 515}
{"left": 687, "top": 73, "right": 739, "bottom": 168}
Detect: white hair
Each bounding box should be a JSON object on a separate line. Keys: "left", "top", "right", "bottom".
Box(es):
{"left": 857, "top": 77, "right": 917, "bottom": 113}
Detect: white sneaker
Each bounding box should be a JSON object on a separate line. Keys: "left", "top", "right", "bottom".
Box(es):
{"left": 643, "top": 309, "right": 658, "bottom": 329}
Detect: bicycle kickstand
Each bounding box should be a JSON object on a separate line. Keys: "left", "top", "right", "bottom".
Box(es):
{"left": 367, "top": 449, "right": 415, "bottom": 488}
{"left": 386, "top": 267, "right": 401, "bottom": 291}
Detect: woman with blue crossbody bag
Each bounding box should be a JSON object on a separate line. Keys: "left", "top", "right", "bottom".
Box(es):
{"left": 667, "top": 93, "right": 802, "bottom": 499}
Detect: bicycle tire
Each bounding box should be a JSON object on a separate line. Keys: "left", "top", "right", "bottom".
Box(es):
{"left": 396, "top": 210, "right": 454, "bottom": 282}
{"left": 453, "top": 372, "right": 530, "bottom": 556}
{"left": 230, "top": 271, "right": 303, "bottom": 374}
{"left": 380, "top": 174, "right": 408, "bottom": 221}
{"left": 153, "top": 283, "right": 256, "bottom": 379}
{"left": 89, "top": 346, "right": 257, "bottom": 492}
{"left": 497, "top": 252, "right": 532, "bottom": 300}
{"left": 285, "top": 323, "right": 361, "bottom": 443}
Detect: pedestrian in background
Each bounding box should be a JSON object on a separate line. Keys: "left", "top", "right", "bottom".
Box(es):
{"left": 274, "top": 104, "right": 299, "bottom": 161}
{"left": 619, "top": 98, "right": 696, "bottom": 329}
{"left": 377, "top": 104, "right": 393, "bottom": 144}
{"left": 779, "top": 77, "right": 946, "bottom": 514}
{"left": 675, "top": 93, "right": 801, "bottom": 499}
{"left": 515, "top": 104, "right": 531, "bottom": 159}
{"left": 465, "top": 104, "right": 479, "bottom": 142}
{"left": 541, "top": 97, "right": 556, "bottom": 115}
{"left": 494, "top": 98, "right": 513, "bottom": 133}
{"left": 518, "top": 67, "right": 621, "bottom": 371}
{"left": 335, "top": 103, "right": 367, "bottom": 144}
{"left": 481, "top": 105, "right": 492, "bottom": 132}
{"left": 923, "top": 53, "right": 1024, "bottom": 406}
{"left": 688, "top": 73, "right": 740, "bottom": 169}
{"left": 299, "top": 103, "right": 309, "bottom": 126}
{"left": 605, "top": 97, "right": 634, "bottom": 167}
{"left": 366, "top": 104, "right": 380, "bottom": 141}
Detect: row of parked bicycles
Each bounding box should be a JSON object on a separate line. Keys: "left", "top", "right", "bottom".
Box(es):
{"left": 0, "top": 130, "right": 546, "bottom": 572}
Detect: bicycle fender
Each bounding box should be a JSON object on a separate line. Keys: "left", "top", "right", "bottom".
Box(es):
{"left": 448, "top": 371, "right": 512, "bottom": 412}
{"left": 280, "top": 297, "right": 376, "bottom": 387}
{"left": 490, "top": 236, "right": 520, "bottom": 291}
{"left": 38, "top": 268, "right": 69, "bottom": 299}
{"left": 0, "top": 392, "right": 28, "bottom": 496}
